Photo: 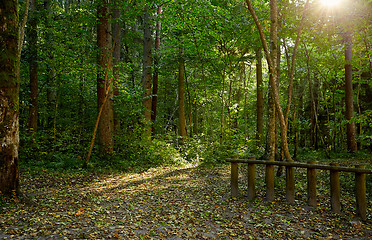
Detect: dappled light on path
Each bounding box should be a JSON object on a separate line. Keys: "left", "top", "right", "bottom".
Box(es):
{"left": 0, "top": 163, "right": 371, "bottom": 239}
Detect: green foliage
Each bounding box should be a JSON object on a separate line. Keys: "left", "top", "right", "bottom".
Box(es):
{"left": 19, "top": 130, "right": 88, "bottom": 170}
{"left": 16, "top": 0, "right": 372, "bottom": 174}
{"left": 355, "top": 110, "right": 372, "bottom": 149}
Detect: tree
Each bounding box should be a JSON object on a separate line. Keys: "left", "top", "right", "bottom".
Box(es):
{"left": 344, "top": 32, "right": 357, "bottom": 152}
{"left": 43, "top": 0, "right": 57, "bottom": 130}
{"left": 97, "top": 0, "right": 114, "bottom": 155}
{"left": 178, "top": 47, "right": 187, "bottom": 139}
{"left": 0, "top": 0, "right": 20, "bottom": 195}
{"left": 151, "top": 6, "right": 162, "bottom": 138}
{"left": 142, "top": 8, "right": 153, "bottom": 139}
{"left": 113, "top": 0, "right": 121, "bottom": 132}
{"left": 246, "top": 0, "right": 280, "bottom": 161}
{"left": 28, "top": 0, "right": 38, "bottom": 132}
{"left": 246, "top": 0, "right": 309, "bottom": 161}
{"left": 256, "top": 47, "right": 264, "bottom": 147}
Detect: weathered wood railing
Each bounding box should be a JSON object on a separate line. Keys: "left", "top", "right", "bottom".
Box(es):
{"left": 226, "top": 157, "right": 372, "bottom": 221}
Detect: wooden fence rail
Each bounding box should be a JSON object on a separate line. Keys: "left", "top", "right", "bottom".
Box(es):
{"left": 226, "top": 158, "right": 372, "bottom": 221}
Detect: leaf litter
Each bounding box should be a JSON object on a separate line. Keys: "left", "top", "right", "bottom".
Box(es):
{"left": 0, "top": 163, "right": 371, "bottom": 239}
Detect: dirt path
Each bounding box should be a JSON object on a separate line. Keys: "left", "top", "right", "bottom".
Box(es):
{"left": 1, "top": 163, "right": 371, "bottom": 239}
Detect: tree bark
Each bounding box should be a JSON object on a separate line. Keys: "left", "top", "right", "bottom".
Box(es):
{"left": 284, "top": 0, "right": 310, "bottom": 127}
{"left": 246, "top": 0, "right": 292, "bottom": 161}
{"left": 17, "top": 0, "right": 30, "bottom": 80}
{"left": 43, "top": 0, "right": 57, "bottom": 130}
{"left": 0, "top": 0, "right": 20, "bottom": 195}
{"left": 28, "top": 0, "right": 38, "bottom": 132}
{"left": 97, "top": 0, "right": 114, "bottom": 154}
{"left": 142, "top": 10, "right": 153, "bottom": 139}
{"left": 178, "top": 47, "right": 187, "bottom": 139}
{"left": 344, "top": 33, "right": 357, "bottom": 152}
{"left": 256, "top": 48, "right": 264, "bottom": 147}
{"left": 113, "top": 0, "right": 121, "bottom": 132}
{"left": 151, "top": 6, "right": 162, "bottom": 138}
{"left": 185, "top": 70, "right": 193, "bottom": 137}
{"left": 266, "top": 0, "right": 279, "bottom": 161}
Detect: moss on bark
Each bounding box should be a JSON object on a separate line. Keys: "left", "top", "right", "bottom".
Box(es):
{"left": 0, "top": 0, "right": 20, "bottom": 196}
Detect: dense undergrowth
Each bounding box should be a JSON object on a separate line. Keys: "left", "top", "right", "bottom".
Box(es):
{"left": 18, "top": 130, "right": 372, "bottom": 203}
{"left": 19, "top": 129, "right": 372, "bottom": 172}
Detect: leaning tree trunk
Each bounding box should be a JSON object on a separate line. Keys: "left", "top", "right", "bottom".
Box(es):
{"left": 0, "top": 0, "right": 20, "bottom": 196}
{"left": 246, "top": 0, "right": 293, "bottom": 162}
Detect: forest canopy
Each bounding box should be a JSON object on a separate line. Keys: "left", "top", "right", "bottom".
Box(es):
{"left": 8, "top": 0, "right": 372, "bottom": 170}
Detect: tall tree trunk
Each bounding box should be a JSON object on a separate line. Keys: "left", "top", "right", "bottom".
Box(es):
{"left": 28, "top": 0, "right": 38, "bottom": 132}
{"left": 233, "top": 63, "right": 243, "bottom": 130}
{"left": 244, "top": 64, "right": 252, "bottom": 139}
{"left": 303, "top": 43, "right": 317, "bottom": 148}
{"left": 17, "top": 0, "right": 30, "bottom": 79}
{"left": 97, "top": 0, "right": 113, "bottom": 155}
{"left": 267, "top": 0, "right": 279, "bottom": 161}
{"left": 344, "top": 33, "right": 357, "bottom": 152}
{"left": 42, "top": 0, "right": 57, "bottom": 130}
{"left": 256, "top": 48, "right": 264, "bottom": 147}
{"left": 220, "top": 72, "right": 226, "bottom": 144}
{"left": 113, "top": 0, "right": 121, "bottom": 132}
{"left": 185, "top": 71, "right": 193, "bottom": 137}
{"left": 283, "top": 0, "right": 309, "bottom": 128}
{"left": 0, "top": 0, "right": 20, "bottom": 195}
{"left": 151, "top": 6, "right": 161, "bottom": 138}
{"left": 178, "top": 47, "right": 187, "bottom": 139}
{"left": 246, "top": 0, "right": 292, "bottom": 161}
{"left": 227, "top": 74, "right": 233, "bottom": 130}
{"left": 142, "top": 10, "right": 153, "bottom": 139}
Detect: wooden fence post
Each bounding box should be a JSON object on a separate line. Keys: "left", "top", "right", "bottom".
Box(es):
{"left": 330, "top": 163, "right": 341, "bottom": 213}
{"left": 231, "top": 161, "right": 239, "bottom": 198}
{"left": 286, "top": 164, "right": 295, "bottom": 204}
{"left": 266, "top": 162, "right": 275, "bottom": 202}
{"left": 355, "top": 165, "right": 367, "bottom": 221}
{"left": 307, "top": 161, "right": 317, "bottom": 208}
{"left": 248, "top": 163, "right": 256, "bottom": 201}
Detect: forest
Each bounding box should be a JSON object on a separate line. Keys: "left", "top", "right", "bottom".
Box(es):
{"left": 1, "top": 0, "right": 372, "bottom": 239}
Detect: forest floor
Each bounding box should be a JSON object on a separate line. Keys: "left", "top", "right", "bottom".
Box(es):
{"left": 0, "top": 162, "right": 371, "bottom": 239}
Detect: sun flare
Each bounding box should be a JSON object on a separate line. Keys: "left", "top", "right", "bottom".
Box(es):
{"left": 320, "top": 0, "right": 343, "bottom": 8}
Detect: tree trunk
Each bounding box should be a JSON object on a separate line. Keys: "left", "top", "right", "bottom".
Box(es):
{"left": 142, "top": 10, "right": 153, "bottom": 139}
{"left": 151, "top": 6, "right": 161, "bottom": 138}
{"left": 246, "top": 0, "right": 292, "bottom": 161}
{"left": 266, "top": 0, "right": 279, "bottom": 161}
{"left": 303, "top": 43, "right": 317, "bottom": 149}
{"left": 284, "top": 0, "right": 310, "bottom": 128}
{"left": 113, "top": 0, "right": 121, "bottom": 132}
{"left": 185, "top": 71, "right": 193, "bottom": 137}
{"left": 220, "top": 71, "right": 226, "bottom": 144}
{"left": 233, "top": 63, "right": 243, "bottom": 130}
{"left": 42, "top": 0, "right": 56, "bottom": 129}
{"left": 97, "top": 0, "right": 113, "bottom": 155}
{"left": 17, "top": 0, "right": 30, "bottom": 79}
{"left": 178, "top": 47, "right": 187, "bottom": 139}
{"left": 344, "top": 33, "right": 357, "bottom": 152}
{"left": 256, "top": 48, "right": 264, "bottom": 147}
{"left": 28, "top": 0, "right": 38, "bottom": 132}
{"left": 0, "top": 0, "right": 20, "bottom": 195}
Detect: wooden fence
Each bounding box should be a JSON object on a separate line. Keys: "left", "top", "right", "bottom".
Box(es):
{"left": 226, "top": 157, "right": 372, "bottom": 221}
